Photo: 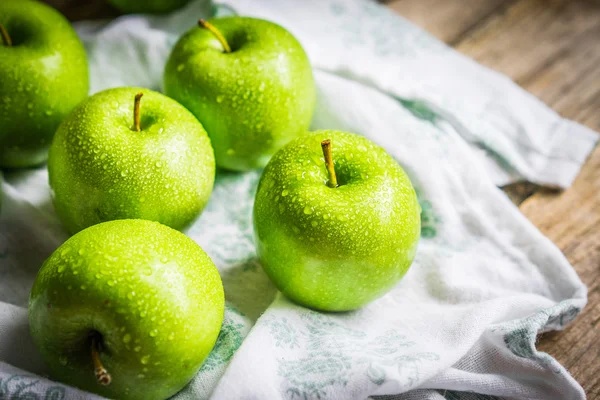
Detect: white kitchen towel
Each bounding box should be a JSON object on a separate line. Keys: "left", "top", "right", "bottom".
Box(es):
{"left": 0, "top": 0, "right": 598, "bottom": 399}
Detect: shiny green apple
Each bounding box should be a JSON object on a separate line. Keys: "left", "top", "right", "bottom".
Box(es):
{"left": 29, "top": 219, "right": 225, "bottom": 400}
{"left": 164, "top": 17, "right": 316, "bottom": 171}
{"left": 253, "top": 130, "right": 421, "bottom": 311}
{"left": 108, "top": 0, "right": 192, "bottom": 14}
{"left": 0, "top": 0, "right": 89, "bottom": 169}
{"left": 48, "top": 87, "right": 215, "bottom": 234}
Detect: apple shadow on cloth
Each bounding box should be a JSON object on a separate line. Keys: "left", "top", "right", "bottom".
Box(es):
{"left": 0, "top": 303, "right": 46, "bottom": 375}
{"left": 218, "top": 257, "right": 277, "bottom": 322}
{"left": 0, "top": 194, "right": 67, "bottom": 308}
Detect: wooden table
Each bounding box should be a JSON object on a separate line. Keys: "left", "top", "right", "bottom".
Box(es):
{"left": 42, "top": 0, "right": 600, "bottom": 396}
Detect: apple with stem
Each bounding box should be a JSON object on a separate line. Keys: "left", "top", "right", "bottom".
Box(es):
{"left": 253, "top": 130, "right": 421, "bottom": 311}
{"left": 48, "top": 87, "right": 215, "bottom": 234}
{"left": 28, "top": 219, "right": 225, "bottom": 400}
{"left": 0, "top": 0, "right": 89, "bottom": 168}
{"left": 164, "top": 17, "right": 316, "bottom": 171}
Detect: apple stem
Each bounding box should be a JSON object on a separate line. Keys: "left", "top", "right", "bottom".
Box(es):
{"left": 0, "top": 24, "right": 11, "bottom": 47}
{"left": 133, "top": 92, "right": 143, "bottom": 132}
{"left": 321, "top": 139, "right": 338, "bottom": 188}
{"left": 198, "top": 19, "right": 231, "bottom": 53}
{"left": 91, "top": 335, "right": 112, "bottom": 386}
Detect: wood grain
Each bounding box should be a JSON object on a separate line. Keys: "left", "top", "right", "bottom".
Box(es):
{"left": 35, "top": 0, "right": 600, "bottom": 396}
{"left": 388, "top": 0, "right": 513, "bottom": 44}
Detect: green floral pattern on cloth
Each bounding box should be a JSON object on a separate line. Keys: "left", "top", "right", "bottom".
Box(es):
{"left": 0, "top": 374, "right": 66, "bottom": 400}
{"left": 264, "top": 309, "right": 440, "bottom": 399}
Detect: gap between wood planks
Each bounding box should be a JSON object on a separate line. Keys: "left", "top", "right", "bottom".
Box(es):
{"left": 388, "top": 0, "right": 600, "bottom": 396}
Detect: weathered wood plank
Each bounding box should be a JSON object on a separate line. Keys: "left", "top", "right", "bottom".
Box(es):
{"left": 454, "top": 0, "right": 600, "bottom": 85}
{"left": 387, "top": 0, "right": 512, "bottom": 44}
{"left": 524, "top": 23, "right": 600, "bottom": 131}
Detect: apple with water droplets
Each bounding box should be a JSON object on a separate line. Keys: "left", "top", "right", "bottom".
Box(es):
{"left": 48, "top": 87, "right": 215, "bottom": 234}
{"left": 0, "top": 0, "right": 89, "bottom": 168}
{"left": 253, "top": 130, "right": 421, "bottom": 311}
{"left": 28, "top": 219, "right": 225, "bottom": 400}
{"left": 164, "top": 17, "right": 316, "bottom": 171}
{"left": 108, "top": 0, "right": 192, "bottom": 14}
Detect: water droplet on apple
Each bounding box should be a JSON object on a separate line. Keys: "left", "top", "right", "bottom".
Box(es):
{"left": 216, "top": 95, "right": 224, "bottom": 103}
{"left": 134, "top": 346, "right": 142, "bottom": 352}
{"left": 281, "top": 190, "right": 289, "bottom": 197}
{"left": 107, "top": 280, "right": 116, "bottom": 287}
{"left": 57, "top": 265, "right": 65, "bottom": 273}
{"left": 141, "top": 355, "right": 151, "bottom": 364}
{"left": 177, "top": 64, "right": 185, "bottom": 72}
{"left": 168, "top": 332, "right": 175, "bottom": 340}
{"left": 303, "top": 206, "right": 313, "bottom": 215}
{"left": 259, "top": 82, "right": 266, "bottom": 92}
{"left": 95, "top": 273, "right": 102, "bottom": 279}
{"left": 311, "top": 221, "right": 318, "bottom": 227}
{"left": 149, "top": 330, "right": 158, "bottom": 337}
{"left": 59, "top": 356, "right": 68, "bottom": 366}
{"left": 45, "top": 110, "right": 53, "bottom": 116}
{"left": 226, "top": 148, "right": 235, "bottom": 155}
{"left": 123, "top": 333, "right": 132, "bottom": 343}
{"left": 27, "top": 103, "right": 33, "bottom": 109}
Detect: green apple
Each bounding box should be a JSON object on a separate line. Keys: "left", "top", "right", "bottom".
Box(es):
{"left": 108, "top": 0, "right": 192, "bottom": 14}
{"left": 0, "top": 0, "right": 88, "bottom": 169}
{"left": 164, "top": 17, "right": 316, "bottom": 171}
{"left": 48, "top": 87, "right": 215, "bottom": 234}
{"left": 29, "top": 219, "right": 224, "bottom": 400}
{"left": 253, "top": 130, "right": 421, "bottom": 311}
